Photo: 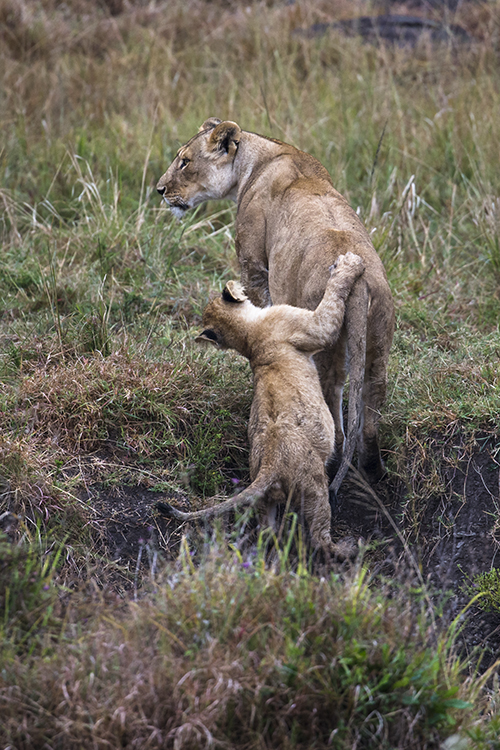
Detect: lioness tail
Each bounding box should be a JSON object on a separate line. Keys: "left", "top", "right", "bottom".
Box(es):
{"left": 329, "top": 278, "right": 368, "bottom": 498}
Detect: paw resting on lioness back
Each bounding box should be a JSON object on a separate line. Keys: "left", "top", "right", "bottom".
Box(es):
{"left": 326, "top": 252, "right": 365, "bottom": 302}
{"left": 329, "top": 252, "right": 365, "bottom": 280}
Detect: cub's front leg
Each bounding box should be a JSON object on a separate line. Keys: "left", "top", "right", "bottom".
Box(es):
{"left": 288, "top": 253, "right": 365, "bottom": 353}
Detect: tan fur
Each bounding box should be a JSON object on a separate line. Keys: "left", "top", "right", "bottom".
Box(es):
{"left": 157, "top": 119, "right": 395, "bottom": 492}
{"left": 158, "top": 254, "right": 365, "bottom": 553}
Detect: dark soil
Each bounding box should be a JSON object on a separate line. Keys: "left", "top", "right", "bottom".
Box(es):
{"left": 296, "top": 15, "right": 472, "bottom": 45}
{"left": 84, "top": 431, "right": 500, "bottom": 671}
{"left": 333, "top": 431, "right": 500, "bottom": 671}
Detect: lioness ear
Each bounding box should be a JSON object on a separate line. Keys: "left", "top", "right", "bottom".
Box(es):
{"left": 195, "top": 329, "right": 221, "bottom": 348}
{"left": 208, "top": 121, "right": 241, "bottom": 157}
{"left": 222, "top": 280, "right": 247, "bottom": 303}
{"left": 199, "top": 117, "right": 222, "bottom": 132}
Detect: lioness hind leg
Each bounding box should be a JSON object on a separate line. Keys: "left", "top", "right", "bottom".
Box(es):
{"left": 358, "top": 356, "right": 388, "bottom": 484}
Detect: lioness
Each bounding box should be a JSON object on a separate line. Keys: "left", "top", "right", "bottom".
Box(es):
{"left": 157, "top": 119, "right": 395, "bottom": 494}
{"left": 158, "top": 253, "right": 365, "bottom": 553}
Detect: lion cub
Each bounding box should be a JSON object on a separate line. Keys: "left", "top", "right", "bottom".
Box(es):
{"left": 158, "top": 253, "right": 365, "bottom": 553}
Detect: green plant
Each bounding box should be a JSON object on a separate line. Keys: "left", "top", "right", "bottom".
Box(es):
{"left": 466, "top": 568, "right": 500, "bottom": 614}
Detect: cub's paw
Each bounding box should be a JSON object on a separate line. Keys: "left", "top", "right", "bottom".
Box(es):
{"left": 329, "top": 252, "right": 365, "bottom": 278}
{"left": 330, "top": 536, "right": 360, "bottom": 562}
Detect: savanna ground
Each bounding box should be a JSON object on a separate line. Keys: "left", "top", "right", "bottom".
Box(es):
{"left": 2, "top": 0, "right": 500, "bottom": 747}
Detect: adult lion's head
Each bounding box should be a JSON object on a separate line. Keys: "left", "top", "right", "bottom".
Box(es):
{"left": 156, "top": 118, "right": 241, "bottom": 218}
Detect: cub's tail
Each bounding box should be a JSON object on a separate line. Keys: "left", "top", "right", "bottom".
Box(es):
{"left": 156, "top": 475, "right": 270, "bottom": 521}
{"left": 329, "top": 277, "right": 368, "bottom": 498}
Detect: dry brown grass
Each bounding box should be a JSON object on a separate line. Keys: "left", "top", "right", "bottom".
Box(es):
{"left": 1, "top": 347, "right": 252, "bottom": 514}
{"left": 2, "top": 0, "right": 498, "bottom": 157}
{"left": 17, "top": 349, "right": 247, "bottom": 447}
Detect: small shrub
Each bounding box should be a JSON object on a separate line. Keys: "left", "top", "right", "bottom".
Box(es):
{"left": 467, "top": 568, "right": 500, "bottom": 614}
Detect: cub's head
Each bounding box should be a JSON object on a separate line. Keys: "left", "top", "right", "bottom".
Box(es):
{"left": 196, "top": 281, "right": 256, "bottom": 358}
{"left": 156, "top": 118, "right": 242, "bottom": 219}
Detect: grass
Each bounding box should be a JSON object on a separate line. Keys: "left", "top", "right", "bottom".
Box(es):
{"left": 0, "top": 532, "right": 496, "bottom": 749}
{"left": 1, "top": 0, "right": 500, "bottom": 746}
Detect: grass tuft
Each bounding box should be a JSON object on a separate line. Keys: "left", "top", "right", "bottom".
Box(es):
{"left": 0, "top": 533, "right": 485, "bottom": 749}
{"left": 466, "top": 569, "right": 500, "bottom": 615}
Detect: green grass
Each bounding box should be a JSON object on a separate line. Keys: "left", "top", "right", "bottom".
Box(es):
{"left": 0, "top": 529, "right": 66, "bottom": 655}
{"left": 2, "top": 0, "right": 500, "bottom": 746}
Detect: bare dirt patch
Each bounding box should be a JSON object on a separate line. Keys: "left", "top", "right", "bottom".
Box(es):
{"left": 334, "top": 432, "right": 500, "bottom": 670}
{"left": 84, "top": 431, "right": 500, "bottom": 669}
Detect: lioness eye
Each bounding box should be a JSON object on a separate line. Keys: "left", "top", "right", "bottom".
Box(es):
{"left": 179, "top": 157, "right": 190, "bottom": 169}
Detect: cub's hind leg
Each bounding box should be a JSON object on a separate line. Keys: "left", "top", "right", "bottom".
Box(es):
{"left": 298, "top": 480, "right": 334, "bottom": 554}
{"left": 255, "top": 480, "right": 286, "bottom": 534}
{"left": 300, "top": 482, "right": 358, "bottom": 561}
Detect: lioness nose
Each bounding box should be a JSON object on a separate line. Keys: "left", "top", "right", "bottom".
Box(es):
{"left": 157, "top": 185, "right": 166, "bottom": 196}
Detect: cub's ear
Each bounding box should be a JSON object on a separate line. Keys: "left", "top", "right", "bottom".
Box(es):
{"left": 199, "top": 117, "right": 222, "bottom": 132}
{"left": 222, "top": 280, "right": 247, "bottom": 303}
{"left": 208, "top": 121, "right": 241, "bottom": 157}
{"left": 195, "top": 329, "right": 221, "bottom": 348}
